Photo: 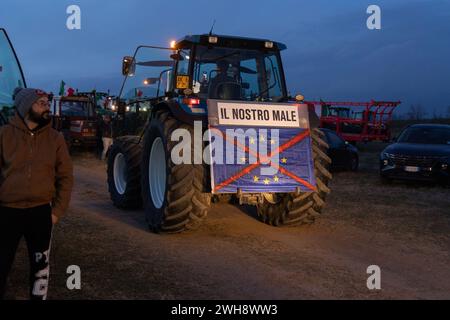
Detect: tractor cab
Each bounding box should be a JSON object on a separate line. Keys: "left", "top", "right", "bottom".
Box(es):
{"left": 0, "top": 28, "right": 26, "bottom": 125}
{"left": 116, "top": 34, "right": 289, "bottom": 135}
{"left": 176, "top": 35, "right": 288, "bottom": 102}
{"left": 52, "top": 94, "right": 99, "bottom": 149}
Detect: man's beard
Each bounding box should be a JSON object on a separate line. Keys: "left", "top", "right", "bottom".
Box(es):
{"left": 28, "top": 109, "right": 51, "bottom": 127}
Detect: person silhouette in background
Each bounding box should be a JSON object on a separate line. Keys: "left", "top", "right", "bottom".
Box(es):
{"left": 100, "top": 114, "right": 113, "bottom": 161}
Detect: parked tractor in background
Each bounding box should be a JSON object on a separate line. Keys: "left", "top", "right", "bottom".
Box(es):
{"left": 51, "top": 93, "right": 99, "bottom": 150}
{"left": 0, "top": 28, "right": 26, "bottom": 126}
{"left": 107, "top": 34, "right": 332, "bottom": 233}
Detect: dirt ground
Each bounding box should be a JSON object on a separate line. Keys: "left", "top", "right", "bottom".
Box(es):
{"left": 5, "top": 142, "right": 450, "bottom": 300}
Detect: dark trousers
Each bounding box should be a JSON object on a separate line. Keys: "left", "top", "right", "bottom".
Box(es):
{"left": 0, "top": 204, "right": 53, "bottom": 300}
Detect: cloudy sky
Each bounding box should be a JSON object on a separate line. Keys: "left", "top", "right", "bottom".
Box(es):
{"left": 1, "top": 0, "right": 449, "bottom": 115}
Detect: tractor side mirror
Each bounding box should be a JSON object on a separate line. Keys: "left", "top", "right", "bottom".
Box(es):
{"left": 122, "top": 56, "right": 135, "bottom": 76}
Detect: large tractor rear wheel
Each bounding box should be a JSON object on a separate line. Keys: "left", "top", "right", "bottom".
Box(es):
{"left": 141, "top": 110, "right": 210, "bottom": 233}
{"left": 107, "top": 136, "right": 143, "bottom": 209}
{"left": 256, "top": 128, "right": 332, "bottom": 226}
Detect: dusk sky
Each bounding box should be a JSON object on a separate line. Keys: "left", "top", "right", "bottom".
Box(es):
{"left": 1, "top": 0, "right": 449, "bottom": 115}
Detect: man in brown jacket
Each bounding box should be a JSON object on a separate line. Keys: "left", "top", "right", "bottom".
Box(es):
{"left": 0, "top": 87, "right": 73, "bottom": 300}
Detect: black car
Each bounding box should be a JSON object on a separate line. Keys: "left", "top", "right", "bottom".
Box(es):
{"left": 320, "top": 128, "right": 359, "bottom": 171}
{"left": 380, "top": 124, "right": 450, "bottom": 183}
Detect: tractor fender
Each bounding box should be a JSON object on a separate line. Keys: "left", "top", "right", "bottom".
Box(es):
{"left": 150, "top": 99, "right": 208, "bottom": 126}
{"left": 140, "top": 100, "right": 208, "bottom": 141}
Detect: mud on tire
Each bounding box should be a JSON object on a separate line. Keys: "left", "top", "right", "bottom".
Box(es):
{"left": 141, "top": 109, "right": 210, "bottom": 233}
{"left": 256, "top": 128, "right": 332, "bottom": 226}
{"left": 107, "top": 136, "right": 143, "bottom": 209}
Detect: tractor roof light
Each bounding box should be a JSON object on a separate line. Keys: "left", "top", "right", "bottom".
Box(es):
{"left": 208, "top": 36, "right": 218, "bottom": 44}
{"left": 265, "top": 41, "right": 274, "bottom": 49}
{"left": 170, "top": 40, "right": 176, "bottom": 49}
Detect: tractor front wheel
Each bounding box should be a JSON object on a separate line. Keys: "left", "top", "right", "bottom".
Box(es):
{"left": 141, "top": 110, "right": 210, "bottom": 233}
{"left": 107, "top": 136, "right": 143, "bottom": 209}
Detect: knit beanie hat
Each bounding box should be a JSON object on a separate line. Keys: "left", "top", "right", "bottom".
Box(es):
{"left": 13, "top": 87, "right": 48, "bottom": 118}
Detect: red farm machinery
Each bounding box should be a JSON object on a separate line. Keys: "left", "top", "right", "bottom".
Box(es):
{"left": 306, "top": 100, "right": 401, "bottom": 144}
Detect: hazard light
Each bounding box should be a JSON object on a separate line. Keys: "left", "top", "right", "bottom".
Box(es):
{"left": 182, "top": 98, "right": 200, "bottom": 106}
{"left": 295, "top": 94, "right": 305, "bottom": 102}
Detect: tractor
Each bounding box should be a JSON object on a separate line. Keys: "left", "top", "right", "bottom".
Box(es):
{"left": 107, "top": 34, "right": 332, "bottom": 233}
{"left": 0, "top": 28, "right": 26, "bottom": 126}
{"left": 51, "top": 93, "right": 99, "bottom": 150}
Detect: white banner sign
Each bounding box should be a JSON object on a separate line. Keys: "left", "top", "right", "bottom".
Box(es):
{"left": 217, "top": 102, "right": 301, "bottom": 127}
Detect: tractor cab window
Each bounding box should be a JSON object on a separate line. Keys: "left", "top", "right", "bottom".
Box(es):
{"left": 61, "top": 100, "right": 94, "bottom": 117}
{"left": 352, "top": 111, "right": 364, "bottom": 120}
{"left": 61, "top": 101, "right": 86, "bottom": 116}
{"left": 192, "top": 45, "right": 285, "bottom": 101}
{"left": 264, "top": 55, "right": 282, "bottom": 98}
{"left": 328, "top": 107, "right": 350, "bottom": 118}
{"left": 175, "top": 49, "right": 193, "bottom": 93}
{"left": 176, "top": 49, "right": 190, "bottom": 75}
